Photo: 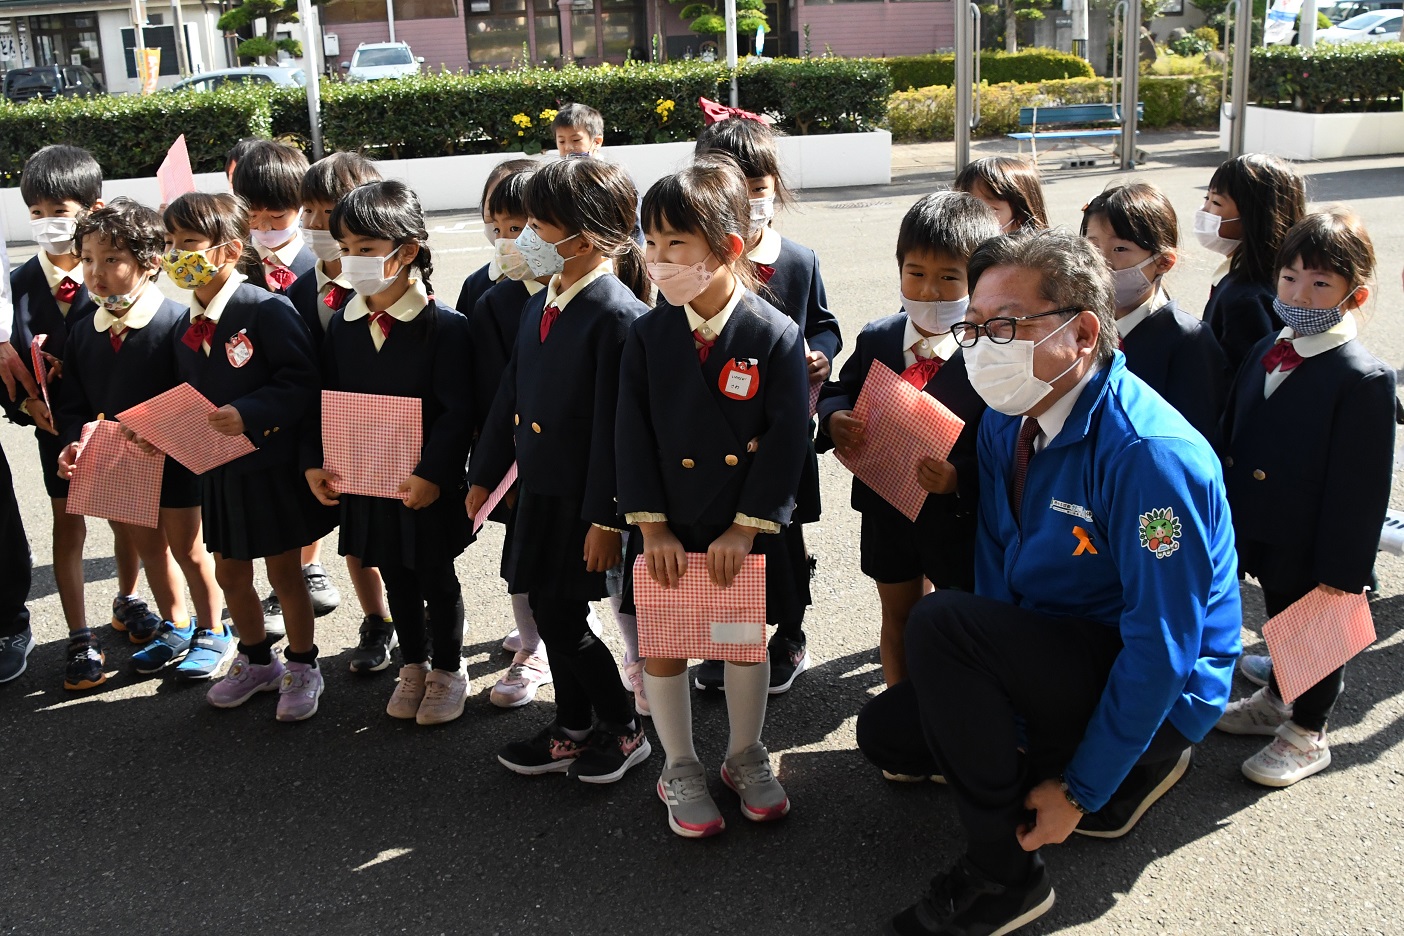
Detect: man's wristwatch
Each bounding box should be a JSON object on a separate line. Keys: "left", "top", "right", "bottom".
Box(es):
{"left": 1058, "top": 775, "right": 1090, "bottom": 815}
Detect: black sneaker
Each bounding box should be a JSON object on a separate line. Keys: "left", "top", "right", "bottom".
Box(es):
{"left": 261, "top": 592, "right": 286, "bottom": 637}
{"left": 886, "top": 857, "right": 1054, "bottom": 936}
{"left": 692, "top": 658, "right": 725, "bottom": 691}
{"left": 497, "top": 722, "right": 590, "bottom": 776}
{"left": 767, "top": 635, "right": 811, "bottom": 695}
{"left": 567, "top": 719, "right": 653, "bottom": 784}
{"left": 0, "top": 628, "right": 35, "bottom": 683}
{"left": 63, "top": 635, "right": 107, "bottom": 691}
{"left": 1075, "top": 746, "right": 1192, "bottom": 839}
{"left": 348, "top": 615, "right": 398, "bottom": 674}
{"left": 303, "top": 563, "right": 341, "bottom": 617}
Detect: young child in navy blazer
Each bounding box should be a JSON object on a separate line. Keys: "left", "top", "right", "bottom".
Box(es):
{"left": 953, "top": 155, "right": 1049, "bottom": 233}
{"left": 153, "top": 191, "right": 333, "bottom": 722}
{"left": 288, "top": 152, "right": 397, "bottom": 675}
{"left": 55, "top": 199, "right": 226, "bottom": 688}
{"left": 456, "top": 158, "right": 537, "bottom": 317}
{"left": 233, "top": 140, "right": 342, "bottom": 632}
{"left": 1082, "top": 182, "right": 1229, "bottom": 446}
{"left": 1195, "top": 154, "right": 1306, "bottom": 375}
{"left": 467, "top": 157, "right": 653, "bottom": 783}
{"left": 1214, "top": 209, "right": 1396, "bottom": 787}
{"left": 820, "top": 192, "right": 998, "bottom": 691}
{"left": 304, "top": 180, "right": 475, "bottom": 725}
{"left": 694, "top": 115, "right": 842, "bottom": 694}
{"left": 620, "top": 159, "right": 809, "bottom": 837}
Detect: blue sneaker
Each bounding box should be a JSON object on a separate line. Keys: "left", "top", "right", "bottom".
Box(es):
{"left": 175, "top": 627, "right": 235, "bottom": 680}
{"left": 1239, "top": 654, "right": 1272, "bottom": 688}
{"left": 131, "top": 620, "right": 197, "bottom": 673}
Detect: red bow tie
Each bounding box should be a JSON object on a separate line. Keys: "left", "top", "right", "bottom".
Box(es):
{"left": 693, "top": 329, "right": 716, "bottom": 363}
{"left": 369, "top": 311, "right": 394, "bottom": 339}
{"left": 109, "top": 326, "right": 125, "bottom": 353}
{"left": 323, "top": 284, "right": 350, "bottom": 311}
{"left": 264, "top": 264, "right": 295, "bottom": 292}
{"left": 55, "top": 277, "right": 80, "bottom": 304}
{"left": 1262, "top": 339, "right": 1304, "bottom": 374}
{"left": 901, "top": 355, "right": 943, "bottom": 389}
{"left": 540, "top": 304, "right": 561, "bottom": 343}
{"left": 182, "top": 315, "right": 216, "bottom": 352}
{"left": 755, "top": 264, "right": 776, "bottom": 285}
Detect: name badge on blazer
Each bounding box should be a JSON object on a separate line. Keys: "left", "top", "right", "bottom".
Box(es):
{"left": 226, "top": 329, "right": 254, "bottom": 368}
{"left": 720, "top": 357, "right": 760, "bottom": 401}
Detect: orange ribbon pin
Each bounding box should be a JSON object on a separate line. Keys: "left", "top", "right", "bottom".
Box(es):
{"left": 1072, "top": 526, "right": 1098, "bottom": 556}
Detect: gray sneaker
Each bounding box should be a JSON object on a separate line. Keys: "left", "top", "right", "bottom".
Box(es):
{"left": 721, "top": 743, "right": 790, "bottom": 822}
{"left": 261, "top": 593, "right": 286, "bottom": 637}
{"left": 0, "top": 628, "right": 35, "bottom": 683}
{"left": 657, "top": 761, "right": 725, "bottom": 838}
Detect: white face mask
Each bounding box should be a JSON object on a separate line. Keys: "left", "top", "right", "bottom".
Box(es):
{"left": 495, "top": 237, "right": 535, "bottom": 282}
{"left": 964, "top": 314, "right": 1081, "bottom": 416}
{"left": 514, "top": 226, "right": 578, "bottom": 279}
{"left": 301, "top": 227, "right": 343, "bottom": 265}
{"left": 1110, "top": 254, "right": 1160, "bottom": 310}
{"left": 749, "top": 195, "right": 776, "bottom": 224}
{"left": 31, "top": 217, "right": 76, "bottom": 255}
{"left": 1192, "top": 209, "right": 1240, "bottom": 256}
{"left": 340, "top": 253, "right": 399, "bottom": 297}
{"left": 902, "top": 293, "right": 968, "bottom": 335}
{"left": 251, "top": 218, "right": 300, "bottom": 250}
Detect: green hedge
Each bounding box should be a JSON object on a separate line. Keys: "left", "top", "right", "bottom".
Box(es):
{"left": 1249, "top": 42, "right": 1404, "bottom": 113}
{"left": 884, "top": 48, "right": 1095, "bottom": 93}
{"left": 887, "top": 75, "right": 1221, "bottom": 140}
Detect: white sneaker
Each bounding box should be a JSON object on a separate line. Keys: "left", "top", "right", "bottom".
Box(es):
{"left": 501, "top": 627, "right": 523, "bottom": 654}
{"left": 1216, "top": 687, "right": 1292, "bottom": 736}
{"left": 489, "top": 651, "right": 552, "bottom": 708}
{"left": 417, "top": 668, "right": 469, "bottom": 725}
{"left": 1242, "top": 722, "right": 1331, "bottom": 787}
{"left": 387, "top": 662, "right": 430, "bottom": 719}
{"left": 624, "top": 659, "right": 651, "bottom": 717}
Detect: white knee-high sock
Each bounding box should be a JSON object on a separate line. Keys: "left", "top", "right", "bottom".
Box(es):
{"left": 609, "top": 596, "right": 640, "bottom": 664}
{"left": 509, "top": 593, "right": 544, "bottom": 657}
{"left": 725, "top": 660, "right": 771, "bottom": 757}
{"left": 643, "top": 671, "right": 698, "bottom": 767}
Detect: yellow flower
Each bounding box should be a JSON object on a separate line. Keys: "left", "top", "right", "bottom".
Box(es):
{"left": 655, "top": 98, "right": 676, "bottom": 123}
{"left": 511, "top": 112, "right": 533, "bottom": 129}
{"left": 539, "top": 108, "right": 558, "bottom": 122}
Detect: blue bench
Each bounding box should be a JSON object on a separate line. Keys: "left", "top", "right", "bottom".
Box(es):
{"left": 1007, "top": 103, "right": 1144, "bottom": 167}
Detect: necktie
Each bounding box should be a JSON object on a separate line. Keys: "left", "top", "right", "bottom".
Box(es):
{"left": 55, "top": 277, "right": 80, "bottom": 304}
{"left": 369, "top": 311, "right": 394, "bottom": 338}
{"left": 182, "top": 315, "right": 216, "bottom": 352}
{"left": 1012, "top": 417, "right": 1041, "bottom": 522}
{"left": 901, "top": 342, "right": 943, "bottom": 389}
{"left": 264, "top": 259, "right": 295, "bottom": 292}
{"left": 109, "top": 324, "right": 125, "bottom": 353}
{"left": 1262, "top": 339, "right": 1304, "bottom": 374}
{"left": 323, "top": 284, "right": 350, "bottom": 311}
{"left": 539, "top": 304, "right": 560, "bottom": 343}
{"left": 693, "top": 329, "right": 716, "bottom": 363}
{"left": 755, "top": 263, "right": 776, "bottom": 285}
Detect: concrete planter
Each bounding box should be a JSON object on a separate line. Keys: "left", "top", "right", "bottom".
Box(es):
{"left": 1218, "top": 105, "right": 1404, "bottom": 160}
{"left": 1, "top": 131, "right": 891, "bottom": 237}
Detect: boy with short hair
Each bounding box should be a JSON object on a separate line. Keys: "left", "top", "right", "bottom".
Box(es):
{"left": 552, "top": 103, "right": 605, "bottom": 157}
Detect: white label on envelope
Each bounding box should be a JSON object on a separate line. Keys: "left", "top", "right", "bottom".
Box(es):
{"left": 709, "top": 621, "right": 765, "bottom": 645}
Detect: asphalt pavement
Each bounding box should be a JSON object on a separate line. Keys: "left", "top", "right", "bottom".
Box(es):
{"left": 1, "top": 130, "right": 1402, "bottom": 935}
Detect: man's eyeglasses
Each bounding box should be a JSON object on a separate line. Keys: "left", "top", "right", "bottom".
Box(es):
{"left": 950, "top": 307, "right": 1083, "bottom": 348}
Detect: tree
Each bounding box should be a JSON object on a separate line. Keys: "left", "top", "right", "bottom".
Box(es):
{"left": 981, "top": 0, "right": 1054, "bottom": 53}
{"left": 672, "top": 0, "right": 769, "bottom": 43}
{"left": 217, "top": 0, "right": 325, "bottom": 64}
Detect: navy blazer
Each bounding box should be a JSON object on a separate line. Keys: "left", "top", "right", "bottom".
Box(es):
{"left": 1120, "top": 298, "right": 1230, "bottom": 448}
{"left": 470, "top": 273, "right": 647, "bottom": 528}
{"left": 1221, "top": 332, "right": 1396, "bottom": 594}
{"left": 54, "top": 297, "right": 189, "bottom": 447}
{"left": 256, "top": 244, "right": 317, "bottom": 295}
{"left": 4, "top": 256, "right": 97, "bottom": 426}
{"left": 469, "top": 278, "right": 532, "bottom": 436}
{"left": 286, "top": 267, "right": 354, "bottom": 348}
{"left": 456, "top": 263, "right": 496, "bottom": 317}
{"left": 617, "top": 292, "right": 809, "bottom": 529}
{"left": 758, "top": 236, "right": 843, "bottom": 365}
{"left": 1203, "top": 268, "right": 1280, "bottom": 376}
{"left": 817, "top": 311, "right": 984, "bottom": 517}
{"left": 173, "top": 282, "right": 320, "bottom": 475}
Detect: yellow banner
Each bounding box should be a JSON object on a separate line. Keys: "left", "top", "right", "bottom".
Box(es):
{"left": 137, "top": 48, "right": 160, "bottom": 94}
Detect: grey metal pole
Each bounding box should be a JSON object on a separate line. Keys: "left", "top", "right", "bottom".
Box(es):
{"left": 954, "top": 0, "right": 972, "bottom": 172}
{"left": 170, "top": 0, "right": 190, "bottom": 76}
{"left": 1119, "top": 0, "right": 1140, "bottom": 169}
{"left": 298, "top": 0, "right": 324, "bottom": 159}
{"left": 1301, "top": 0, "right": 1318, "bottom": 48}
{"left": 385, "top": 0, "right": 396, "bottom": 42}
{"left": 1229, "top": 0, "right": 1253, "bottom": 156}
{"left": 725, "top": 0, "right": 738, "bottom": 106}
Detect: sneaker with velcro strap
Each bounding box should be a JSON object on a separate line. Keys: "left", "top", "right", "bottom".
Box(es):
{"left": 175, "top": 626, "right": 235, "bottom": 680}
{"left": 261, "top": 593, "right": 286, "bottom": 637}
{"left": 1241, "top": 722, "right": 1331, "bottom": 787}
{"left": 302, "top": 563, "right": 341, "bottom": 618}
{"left": 111, "top": 595, "right": 148, "bottom": 633}
{"left": 349, "top": 615, "right": 398, "bottom": 674}
{"left": 130, "top": 620, "right": 197, "bottom": 674}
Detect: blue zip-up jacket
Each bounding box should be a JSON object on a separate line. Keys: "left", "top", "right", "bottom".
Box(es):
{"left": 976, "top": 353, "right": 1241, "bottom": 811}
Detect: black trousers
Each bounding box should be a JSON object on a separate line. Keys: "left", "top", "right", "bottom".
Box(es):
{"left": 379, "top": 561, "right": 464, "bottom": 673}
{"left": 530, "top": 591, "right": 633, "bottom": 732}
{"left": 774, "top": 520, "right": 811, "bottom": 643}
{"left": 0, "top": 443, "right": 31, "bottom": 639}
{"left": 886, "top": 590, "right": 1190, "bottom": 886}
{"left": 1262, "top": 585, "right": 1344, "bottom": 732}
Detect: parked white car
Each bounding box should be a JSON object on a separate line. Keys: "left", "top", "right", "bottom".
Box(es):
{"left": 341, "top": 42, "right": 424, "bottom": 81}
{"left": 1317, "top": 9, "right": 1403, "bottom": 42}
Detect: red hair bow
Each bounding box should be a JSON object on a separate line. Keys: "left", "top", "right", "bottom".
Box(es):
{"left": 699, "top": 97, "right": 771, "bottom": 126}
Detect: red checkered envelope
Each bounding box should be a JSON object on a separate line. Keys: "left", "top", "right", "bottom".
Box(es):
{"left": 30, "top": 334, "right": 53, "bottom": 413}
{"left": 322, "top": 390, "right": 422, "bottom": 499}
{"left": 1263, "top": 589, "right": 1376, "bottom": 704}
{"left": 634, "top": 553, "right": 767, "bottom": 663}
{"left": 472, "top": 461, "right": 518, "bottom": 535}
{"left": 117, "top": 383, "right": 256, "bottom": 475}
{"left": 66, "top": 420, "right": 163, "bottom": 529}
{"left": 834, "top": 359, "right": 965, "bottom": 522}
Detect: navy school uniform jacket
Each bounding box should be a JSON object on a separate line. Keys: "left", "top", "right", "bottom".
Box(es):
{"left": 173, "top": 281, "right": 320, "bottom": 475}
{"left": 1120, "top": 298, "right": 1230, "bottom": 448}
{"left": 470, "top": 278, "right": 533, "bottom": 436}
{"left": 469, "top": 273, "right": 648, "bottom": 528}
{"left": 3, "top": 255, "right": 97, "bottom": 426}
{"left": 758, "top": 235, "right": 842, "bottom": 369}
{"left": 816, "top": 312, "right": 984, "bottom": 534}
{"left": 286, "top": 266, "right": 353, "bottom": 348}
{"left": 456, "top": 262, "right": 497, "bottom": 317}
{"left": 1203, "top": 267, "right": 1281, "bottom": 376}
{"left": 1220, "top": 330, "right": 1396, "bottom": 595}
{"left": 259, "top": 244, "right": 316, "bottom": 295}
{"left": 617, "top": 292, "right": 809, "bottom": 528}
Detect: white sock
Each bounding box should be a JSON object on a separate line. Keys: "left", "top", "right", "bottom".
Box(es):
{"left": 643, "top": 671, "right": 698, "bottom": 767}
{"left": 610, "top": 596, "right": 640, "bottom": 664}
{"left": 725, "top": 660, "right": 771, "bottom": 757}
{"left": 509, "top": 593, "right": 543, "bottom": 656}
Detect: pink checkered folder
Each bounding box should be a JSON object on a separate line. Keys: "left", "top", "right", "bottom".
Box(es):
{"left": 834, "top": 359, "right": 965, "bottom": 522}
{"left": 66, "top": 420, "right": 163, "bottom": 529}
{"left": 117, "top": 383, "right": 255, "bottom": 475}
{"left": 472, "top": 461, "right": 518, "bottom": 535}
{"left": 321, "top": 390, "right": 422, "bottom": 499}
{"left": 30, "top": 334, "right": 52, "bottom": 413}
{"left": 157, "top": 135, "right": 196, "bottom": 206}
{"left": 1263, "top": 589, "right": 1376, "bottom": 704}
{"left": 808, "top": 379, "right": 822, "bottom": 420}
{"left": 634, "top": 554, "right": 767, "bottom": 663}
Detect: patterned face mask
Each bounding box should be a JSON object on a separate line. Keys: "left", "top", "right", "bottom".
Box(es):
{"left": 1273, "top": 292, "right": 1354, "bottom": 337}
{"left": 162, "top": 244, "right": 229, "bottom": 290}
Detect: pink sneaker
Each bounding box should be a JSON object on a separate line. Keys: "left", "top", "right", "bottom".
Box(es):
{"left": 624, "top": 659, "right": 651, "bottom": 717}
{"left": 276, "top": 661, "right": 324, "bottom": 722}
{"left": 490, "top": 651, "right": 553, "bottom": 708}
{"left": 207, "top": 654, "right": 285, "bottom": 708}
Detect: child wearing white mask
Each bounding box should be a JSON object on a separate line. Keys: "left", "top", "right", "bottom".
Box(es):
{"left": 818, "top": 191, "right": 1000, "bottom": 692}
{"left": 1081, "top": 182, "right": 1229, "bottom": 447}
